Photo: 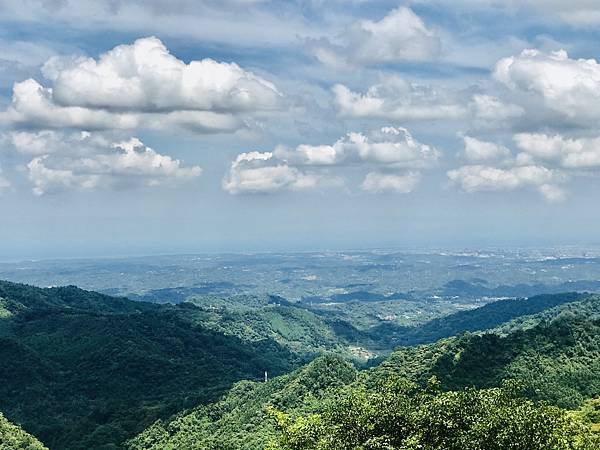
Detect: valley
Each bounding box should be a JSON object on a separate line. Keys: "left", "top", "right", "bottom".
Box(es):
{"left": 0, "top": 252, "right": 599, "bottom": 448}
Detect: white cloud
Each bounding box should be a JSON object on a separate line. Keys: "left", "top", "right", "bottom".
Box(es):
{"left": 225, "top": 127, "right": 437, "bottom": 194}
{"left": 494, "top": 49, "right": 600, "bottom": 122}
{"left": 469, "top": 95, "right": 524, "bottom": 122}
{"left": 461, "top": 136, "right": 511, "bottom": 162}
{"left": 9, "top": 131, "right": 201, "bottom": 195}
{"left": 276, "top": 127, "right": 440, "bottom": 168}
{"left": 4, "top": 130, "right": 62, "bottom": 155}
{"left": 449, "top": 131, "right": 600, "bottom": 202}
{"left": 361, "top": 171, "right": 421, "bottom": 194}
{"left": 310, "top": 7, "right": 440, "bottom": 67}
{"left": 28, "top": 157, "right": 101, "bottom": 196}
{"left": 333, "top": 79, "right": 523, "bottom": 126}
{"left": 43, "top": 36, "right": 280, "bottom": 113}
{"left": 1, "top": 78, "right": 141, "bottom": 130}
{"left": 514, "top": 133, "right": 600, "bottom": 168}
{"left": 447, "top": 164, "right": 564, "bottom": 201}
{"left": 1, "top": 37, "right": 279, "bottom": 134}
{"left": 222, "top": 151, "right": 322, "bottom": 194}
{"left": 333, "top": 78, "right": 466, "bottom": 122}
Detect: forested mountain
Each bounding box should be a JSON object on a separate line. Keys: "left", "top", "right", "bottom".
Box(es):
{"left": 127, "top": 356, "right": 358, "bottom": 449}
{"left": 322, "top": 291, "right": 587, "bottom": 349}
{"left": 1, "top": 279, "right": 599, "bottom": 449}
{"left": 0, "top": 281, "right": 303, "bottom": 449}
{"left": 130, "top": 295, "right": 600, "bottom": 449}
{"left": 378, "top": 309, "right": 600, "bottom": 408}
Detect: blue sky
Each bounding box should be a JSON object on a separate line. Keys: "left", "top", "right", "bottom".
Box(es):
{"left": 2, "top": 0, "right": 600, "bottom": 259}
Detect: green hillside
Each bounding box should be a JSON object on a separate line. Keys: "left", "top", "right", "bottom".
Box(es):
{"left": 330, "top": 292, "right": 587, "bottom": 349}
{"left": 375, "top": 295, "right": 600, "bottom": 408}
{"left": 130, "top": 295, "right": 600, "bottom": 448}
{"left": 0, "top": 412, "right": 47, "bottom": 450}
{"left": 267, "top": 376, "right": 599, "bottom": 450}
{"left": 0, "top": 281, "right": 301, "bottom": 449}
{"left": 182, "top": 302, "right": 351, "bottom": 357}
{"left": 127, "top": 355, "right": 357, "bottom": 450}
{"left": 2, "top": 280, "right": 598, "bottom": 449}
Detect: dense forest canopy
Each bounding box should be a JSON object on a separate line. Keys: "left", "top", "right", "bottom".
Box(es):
{"left": 1, "top": 280, "right": 599, "bottom": 449}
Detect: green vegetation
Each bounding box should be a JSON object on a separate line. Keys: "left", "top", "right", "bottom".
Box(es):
{"left": 378, "top": 298, "right": 600, "bottom": 408}
{"left": 130, "top": 295, "right": 600, "bottom": 449}
{"left": 126, "top": 356, "right": 357, "bottom": 450}
{"left": 0, "top": 281, "right": 302, "bottom": 449}
{"left": 321, "top": 292, "right": 587, "bottom": 350}
{"left": 1, "top": 279, "right": 598, "bottom": 449}
{"left": 0, "top": 412, "right": 47, "bottom": 450}
{"left": 270, "top": 378, "right": 599, "bottom": 450}
{"left": 183, "top": 300, "right": 350, "bottom": 356}
{"left": 571, "top": 398, "right": 600, "bottom": 434}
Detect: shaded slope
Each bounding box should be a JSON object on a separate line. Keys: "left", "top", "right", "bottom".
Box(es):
{"left": 127, "top": 355, "right": 357, "bottom": 450}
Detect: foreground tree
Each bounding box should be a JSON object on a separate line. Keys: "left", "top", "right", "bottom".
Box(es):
{"left": 269, "top": 377, "right": 600, "bottom": 450}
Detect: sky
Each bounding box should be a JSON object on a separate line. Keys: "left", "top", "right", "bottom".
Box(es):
{"left": 2, "top": 0, "right": 600, "bottom": 259}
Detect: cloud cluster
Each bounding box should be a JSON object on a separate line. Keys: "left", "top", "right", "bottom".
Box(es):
{"left": 1, "top": 37, "right": 280, "bottom": 133}
{"left": 331, "top": 48, "right": 600, "bottom": 133}
{"left": 446, "top": 132, "right": 600, "bottom": 202}
{"left": 5, "top": 131, "right": 201, "bottom": 195}
{"left": 222, "top": 151, "right": 323, "bottom": 195}
{"left": 447, "top": 164, "right": 563, "bottom": 201}
{"left": 333, "top": 78, "right": 466, "bottom": 121}
{"left": 514, "top": 133, "right": 600, "bottom": 169}
{"left": 224, "top": 127, "right": 439, "bottom": 194}
{"left": 461, "top": 135, "right": 511, "bottom": 162}
{"left": 310, "top": 7, "right": 440, "bottom": 68}
{"left": 333, "top": 78, "right": 523, "bottom": 124}
{"left": 494, "top": 49, "right": 600, "bottom": 123}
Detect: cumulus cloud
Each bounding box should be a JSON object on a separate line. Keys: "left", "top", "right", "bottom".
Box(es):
{"left": 514, "top": 133, "right": 600, "bottom": 168}
{"left": 4, "top": 131, "right": 201, "bottom": 195}
{"left": 224, "top": 127, "right": 437, "bottom": 194}
{"left": 447, "top": 164, "right": 564, "bottom": 201}
{"left": 361, "top": 171, "right": 421, "bottom": 194}
{"left": 333, "top": 78, "right": 523, "bottom": 125}
{"left": 1, "top": 37, "right": 280, "bottom": 133}
{"left": 461, "top": 136, "right": 512, "bottom": 162}
{"left": 331, "top": 48, "right": 600, "bottom": 131}
{"left": 494, "top": 49, "right": 600, "bottom": 123}
{"left": 448, "top": 130, "right": 600, "bottom": 202}
{"left": 468, "top": 95, "right": 524, "bottom": 122}
{"left": 4, "top": 130, "right": 64, "bottom": 155}
{"left": 222, "top": 151, "right": 323, "bottom": 194}
{"left": 310, "top": 7, "right": 440, "bottom": 67}
{"left": 275, "top": 127, "right": 440, "bottom": 168}
{"left": 42, "top": 36, "right": 280, "bottom": 112}
{"left": 333, "top": 78, "right": 466, "bottom": 122}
